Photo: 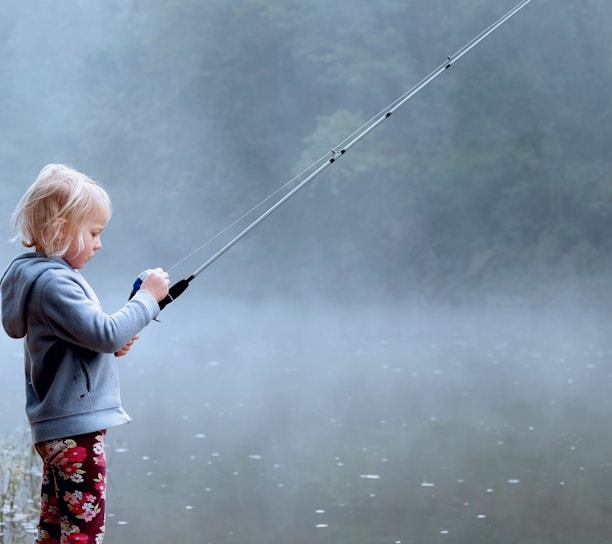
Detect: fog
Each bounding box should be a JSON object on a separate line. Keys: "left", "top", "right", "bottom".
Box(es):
{"left": 2, "top": 0, "right": 612, "bottom": 543}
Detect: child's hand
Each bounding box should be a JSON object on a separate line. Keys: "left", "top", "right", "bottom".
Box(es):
{"left": 114, "top": 335, "right": 140, "bottom": 357}
{"left": 140, "top": 267, "right": 170, "bottom": 303}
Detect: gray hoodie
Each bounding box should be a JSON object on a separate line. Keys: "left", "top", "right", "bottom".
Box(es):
{"left": 1, "top": 252, "right": 160, "bottom": 443}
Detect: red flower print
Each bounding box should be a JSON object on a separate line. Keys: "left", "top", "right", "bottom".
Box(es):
{"left": 64, "top": 490, "right": 101, "bottom": 521}
{"left": 65, "top": 533, "right": 89, "bottom": 543}
{"left": 40, "top": 493, "right": 60, "bottom": 524}
{"left": 80, "top": 502, "right": 99, "bottom": 522}
{"left": 65, "top": 490, "right": 83, "bottom": 506}
{"left": 37, "top": 432, "right": 107, "bottom": 543}
{"left": 36, "top": 530, "right": 58, "bottom": 544}
{"left": 94, "top": 473, "right": 106, "bottom": 500}
{"left": 57, "top": 455, "right": 86, "bottom": 482}
{"left": 93, "top": 454, "right": 106, "bottom": 467}
{"left": 65, "top": 446, "right": 88, "bottom": 463}
{"left": 83, "top": 493, "right": 96, "bottom": 504}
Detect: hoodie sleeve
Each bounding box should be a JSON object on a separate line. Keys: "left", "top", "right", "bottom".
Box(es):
{"left": 35, "top": 268, "right": 160, "bottom": 354}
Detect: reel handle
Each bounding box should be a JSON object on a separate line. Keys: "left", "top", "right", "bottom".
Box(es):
{"left": 129, "top": 272, "right": 190, "bottom": 311}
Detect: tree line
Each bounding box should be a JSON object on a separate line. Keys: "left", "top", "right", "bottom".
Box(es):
{"left": 1, "top": 0, "right": 610, "bottom": 303}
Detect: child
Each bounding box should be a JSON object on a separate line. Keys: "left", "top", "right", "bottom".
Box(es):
{"left": 0, "top": 164, "right": 170, "bottom": 544}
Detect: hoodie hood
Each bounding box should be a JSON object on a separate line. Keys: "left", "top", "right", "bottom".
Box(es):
{"left": 1, "top": 253, "right": 70, "bottom": 339}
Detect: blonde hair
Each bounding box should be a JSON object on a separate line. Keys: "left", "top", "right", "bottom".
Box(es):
{"left": 11, "top": 164, "right": 112, "bottom": 257}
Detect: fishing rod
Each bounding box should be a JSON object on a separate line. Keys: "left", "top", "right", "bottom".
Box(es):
{"left": 133, "top": 0, "right": 533, "bottom": 310}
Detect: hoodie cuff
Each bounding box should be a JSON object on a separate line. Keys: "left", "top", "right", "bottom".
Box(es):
{"left": 130, "top": 289, "right": 161, "bottom": 320}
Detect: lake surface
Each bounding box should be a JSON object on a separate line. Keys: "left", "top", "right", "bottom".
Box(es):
{"left": 2, "top": 300, "right": 612, "bottom": 543}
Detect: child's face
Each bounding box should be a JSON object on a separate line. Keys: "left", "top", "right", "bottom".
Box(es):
{"left": 64, "top": 212, "right": 109, "bottom": 270}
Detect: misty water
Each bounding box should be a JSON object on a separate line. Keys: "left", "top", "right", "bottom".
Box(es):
{"left": 2, "top": 296, "right": 612, "bottom": 543}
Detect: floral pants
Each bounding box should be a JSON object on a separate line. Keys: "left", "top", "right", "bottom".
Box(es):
{"left": 34, "top": 430, "right": 107, "bottom": 544}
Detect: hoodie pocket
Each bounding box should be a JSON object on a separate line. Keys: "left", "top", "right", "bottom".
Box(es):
{"left": 80, "top": 361, "right": 93, "bottom": 392}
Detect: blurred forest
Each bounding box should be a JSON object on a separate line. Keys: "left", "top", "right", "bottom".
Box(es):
{"left": 0, "top": 0, "right": 611, "bottom": 305}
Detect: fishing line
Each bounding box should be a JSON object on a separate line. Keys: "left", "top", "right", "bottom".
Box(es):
{"left": 165, "top": 151, "right": 332, "bottom": 275}
{"left": 144, "top": 0, "right": 533, "bottom": 310}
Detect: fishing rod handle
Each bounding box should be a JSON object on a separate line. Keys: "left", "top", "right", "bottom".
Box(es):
{"left": 158, "top": 278, "right": 191, "bottom": 310}
{"left": 129, "top": 272, "right": 191, "bottom": 311}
